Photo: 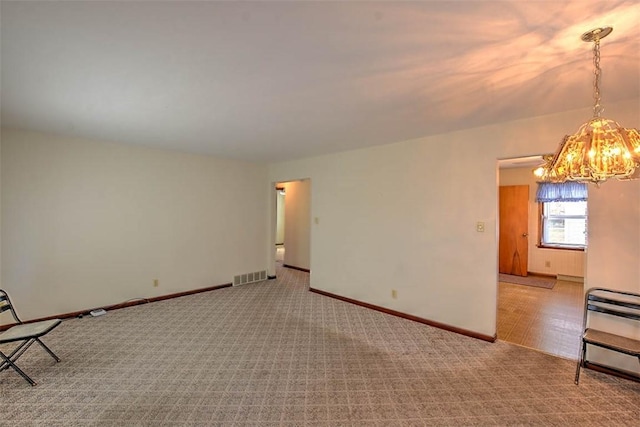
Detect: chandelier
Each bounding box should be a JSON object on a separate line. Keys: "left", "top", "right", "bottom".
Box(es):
{"left": 535, "top": 27, "right": 640, "bottom": 185}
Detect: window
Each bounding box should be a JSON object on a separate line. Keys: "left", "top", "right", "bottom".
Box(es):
{"left": 540, "top": 201, "right": 587, "bottom": 248}
{"left": 536, "top": 182, "right": 588, "bottom": 250}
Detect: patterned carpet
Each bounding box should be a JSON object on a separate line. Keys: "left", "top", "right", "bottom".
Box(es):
{"left": 499, "top": 273, "right": 556, "bottom": 289}
{"left": 1, "top": 265, "right": 639, "bottom": 426}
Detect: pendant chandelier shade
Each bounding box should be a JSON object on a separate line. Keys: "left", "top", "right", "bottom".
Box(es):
{"left": 536, "top": 27, "right": 640, "bottom": 185}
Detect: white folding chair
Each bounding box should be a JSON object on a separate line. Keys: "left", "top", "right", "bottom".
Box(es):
{"left": 0, "top": 289, "right": 62, "bottom": 386}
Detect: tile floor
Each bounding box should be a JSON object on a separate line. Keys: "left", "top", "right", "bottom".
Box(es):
{"left": 497, "top": 278, "right": 584, "bottom": 359}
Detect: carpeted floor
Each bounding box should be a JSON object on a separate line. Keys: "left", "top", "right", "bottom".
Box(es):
{"left": 1, "top": 265, "right": 639, "bottom": 426}
{"left": 499, "top": 273, "right": 556, "bottom": 289}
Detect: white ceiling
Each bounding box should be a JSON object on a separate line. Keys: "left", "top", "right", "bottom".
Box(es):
{"left": 1, "top": 1, "right": 639, "bottom": 163}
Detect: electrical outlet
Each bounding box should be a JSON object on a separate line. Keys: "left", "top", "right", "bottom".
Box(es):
{"left": 391, "top": 289, "right": 397, "bottom": 299}
{"left": 545, "top": 261, "right": 551, "bottom": 268}
{"left": 153, "top": 279, "right": 159, "bottom": 287}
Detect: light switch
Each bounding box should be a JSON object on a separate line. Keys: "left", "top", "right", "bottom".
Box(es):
{"left": 314, "top": 217, "right": 319, "bottom": 225}
{"left": 476, "top": 222, "right": 485, "bottom": 232}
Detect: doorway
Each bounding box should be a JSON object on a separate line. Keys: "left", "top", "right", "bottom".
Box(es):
{"left": 497, "top": 157, "right": 584, "bottom": 360}
{"left": 275, "top": 186, "right": 285, "bottom": 265}
{"left": 273, "top": 179, "right": 311, "bottom": 274}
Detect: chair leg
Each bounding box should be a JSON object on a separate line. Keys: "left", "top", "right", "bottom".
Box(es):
{"left": 35, "top": 338, "right": 60, "bottom": 362}
{"left": 575, "top": 340, "right": 587, "bottom": 385}
{"left": 0, "top": 350, "right": 37, "bottom": 386}
{"left": 0, "top": 338, "right": 58, "bottom": 386}
{"left": 0, "top": 340, "right": 32, "bottom": 371}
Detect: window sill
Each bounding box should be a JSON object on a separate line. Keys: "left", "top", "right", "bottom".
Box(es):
{"left": 537, "top": 244, "right": 585, "bottom": 252}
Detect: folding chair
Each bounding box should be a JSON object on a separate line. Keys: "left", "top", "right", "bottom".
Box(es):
{"left": 0, "top": 289, "right": 62, "bottom": 386}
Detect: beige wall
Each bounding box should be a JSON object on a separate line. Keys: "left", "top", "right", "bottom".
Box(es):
{"left": 268, "top": 99, "right": 639, "bottom": 339}
{"left": 282, "top": 180, "right": 311, "bottom": 270}
{"left": 1, "top": 129, "right": 269, "bottom": 322}
{"left": 499, "top": 167, "right": 585, "bottom": 278}
{"left": 0, "top": 139, "right": 2, "bottom": 293}
{"left": 585, "top": 178, "right": 640, "bottom": 374}
{"left": 2, "top": 97, "right": 638, "bottom": 374}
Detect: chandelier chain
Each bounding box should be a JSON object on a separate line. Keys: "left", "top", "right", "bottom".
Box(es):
{"left": 592, "top": 38, "right": 602, "bottom": 117}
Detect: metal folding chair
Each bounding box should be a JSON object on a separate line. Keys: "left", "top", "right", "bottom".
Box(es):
{"left": 0, "top": 289, "right": 62, "bottom": 386}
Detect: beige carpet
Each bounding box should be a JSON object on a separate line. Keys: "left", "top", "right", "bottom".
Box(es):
{"left": 1, "top": 266, "right": 639, "bottom": 426}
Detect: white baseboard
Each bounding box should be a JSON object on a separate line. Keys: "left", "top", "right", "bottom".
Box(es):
{"left": 557, "top": 274, "right": 584, "bottom": 283}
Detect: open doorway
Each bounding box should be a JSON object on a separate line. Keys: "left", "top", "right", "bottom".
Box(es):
{"left": 497, "top": 156, "right": 584, "bottom": 360}
{"left": 273, "top": 179, "right": 311, "bottom": 273}
{"left": 275, "top": 186, "right": 285, "bottom": 265}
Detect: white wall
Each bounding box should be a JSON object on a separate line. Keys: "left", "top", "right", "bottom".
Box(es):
{"left": 1, "top": 129, "right": 269, "bottom": 321}
{"left": 499, "top": 167, "right": 585, "bottom": 277}
{"left": 268, "top": 99, "right": 639, "bottom": 338}
{"left": 282, "top": 180, "right": 311, "bottom": 270}
{"left": 0, "top": 139, "right": 2, "bottom": 292}
{"left": 585, "top": 178, "right": 640, "bottom": 374}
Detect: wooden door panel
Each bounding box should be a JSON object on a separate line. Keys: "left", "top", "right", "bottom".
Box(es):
{"left": 499, "top": 185, "right": 529, "bottom": 276}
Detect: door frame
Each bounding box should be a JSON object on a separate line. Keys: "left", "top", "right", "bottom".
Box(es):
{"left": 268, "top": 178, "right": 312, "bottom": 279}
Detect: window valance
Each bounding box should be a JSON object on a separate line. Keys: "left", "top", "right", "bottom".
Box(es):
{"left": 536, "top": 182, "right": 588, "bottom": 203}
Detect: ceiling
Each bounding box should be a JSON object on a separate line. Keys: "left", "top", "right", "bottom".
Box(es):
{"left": 1, "top": 1, "right": 639, "bottom": 163}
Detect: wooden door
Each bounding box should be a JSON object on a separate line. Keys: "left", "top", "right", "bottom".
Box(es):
{"left": 499, "top": 185, "right": 529, "bottom": 276}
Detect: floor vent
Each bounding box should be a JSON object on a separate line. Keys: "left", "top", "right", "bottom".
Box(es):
{"left": 233, "top": 270, "right": 267, "bottom": 286}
